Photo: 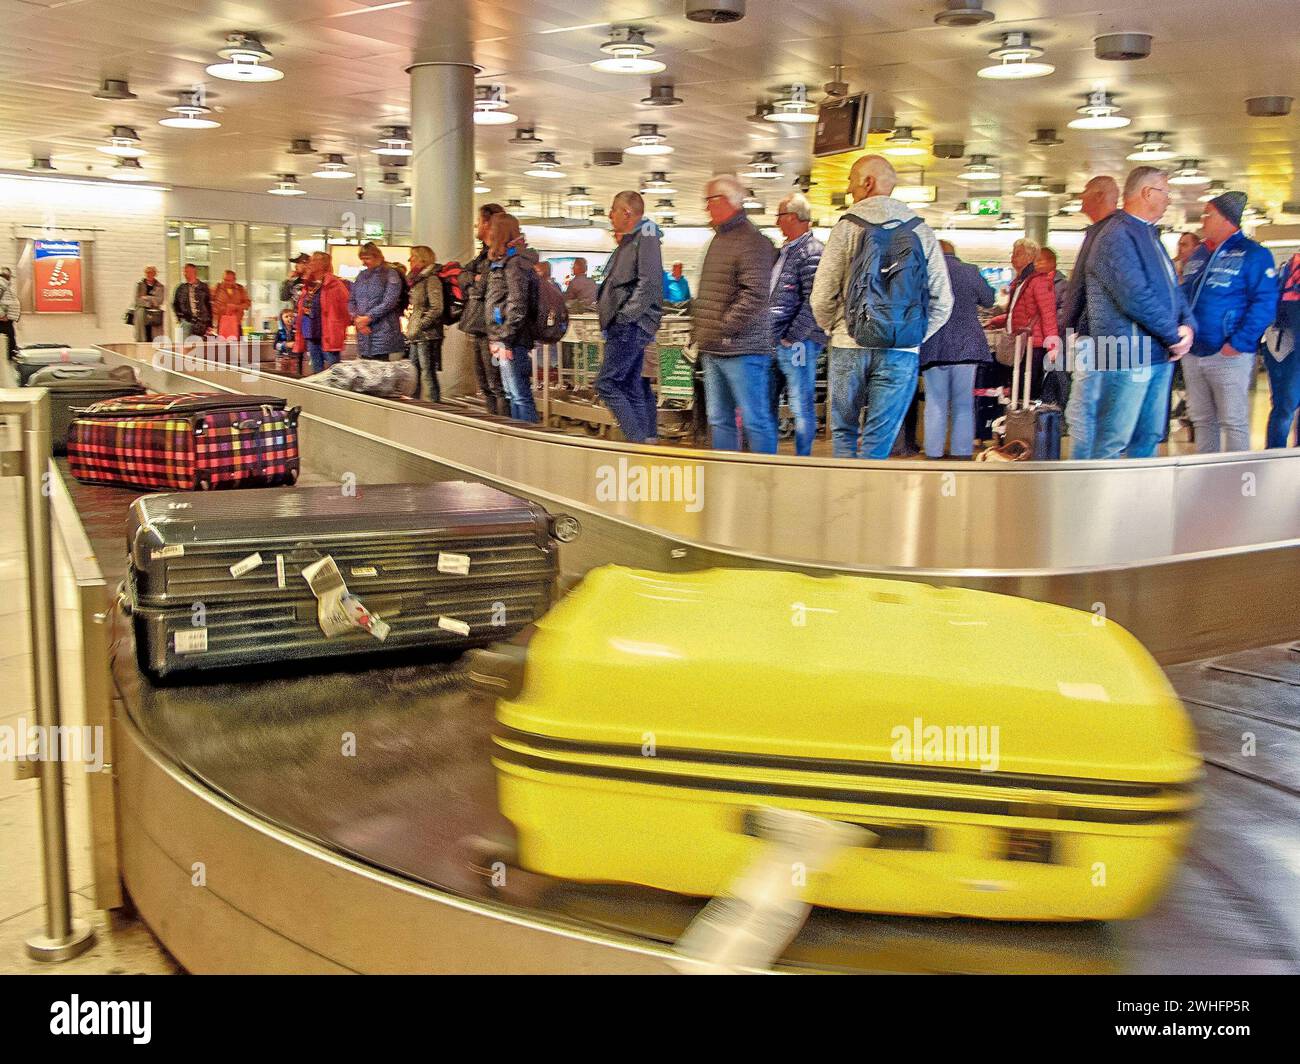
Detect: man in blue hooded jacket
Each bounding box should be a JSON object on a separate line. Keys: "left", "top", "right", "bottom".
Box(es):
{"left": 1178, "top": 190, "right": 1279, "bottom": 452}
{"left": 1084, "top": 166, "right": 1195, "bottom": 459}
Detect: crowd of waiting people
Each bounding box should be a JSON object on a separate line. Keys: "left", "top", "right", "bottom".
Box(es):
{"left": 116, "top": 153, "right": 1300, "bottom": 456}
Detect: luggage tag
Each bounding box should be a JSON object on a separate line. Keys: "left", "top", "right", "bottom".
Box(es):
{"left": 301, "top": 555, "right": 389, "bottom": 641}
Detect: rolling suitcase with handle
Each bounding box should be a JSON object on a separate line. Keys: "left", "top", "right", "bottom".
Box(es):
{"left": 67, "top": 392, "right": 300, "bottom": 491}
{"left": 124, "top": 481, "right": 574, "bottom": 677}
{"left": 24, "top": 364, "right": 146, "bottom": 453}
{"left": 15, "top": 346, "right": 104, "bottom": 385}
{"left": 1002, "top": 334, "right": 1062, "bottom": 460}
{"left": 479, "top": 566, "right": 1200, "bottom": 921}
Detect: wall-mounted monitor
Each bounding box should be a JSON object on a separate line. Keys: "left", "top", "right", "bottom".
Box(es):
{"left": 813, "top": 93, "right": 870, "bottom": 158}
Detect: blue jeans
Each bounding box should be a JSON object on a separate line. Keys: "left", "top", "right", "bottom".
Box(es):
{"left": 1093, "top": 362, "right": 1175, "bottom": 459}
{"left": 921, "top": 363, "right": 977, "bottom": 457}
{"left": 596, "top": 322, "right": 652, "bottom": 443}
{"left": 308, "top": 340, "right": 340, "bottom": 375}
{"left": 1066, "top": 367, "right": 1101, "bottom": 459}
{"left": 771, "top": 341, "right": 821, "bottom": 456}
{"left": 500, "top": 345, "right": 539, "bottom": 422}
{"left": 829, "top": 347, "right": 919, "bottom": 459}
{"left": 1265, "top": 347, "right": 1300, "bottom": 448}
{"left": 702, "top": 353, "right": 777, "bottom": 453}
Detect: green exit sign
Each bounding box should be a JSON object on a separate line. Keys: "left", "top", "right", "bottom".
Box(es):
{"left": 968, "top": 197, "right": 1001, "bottom": 216}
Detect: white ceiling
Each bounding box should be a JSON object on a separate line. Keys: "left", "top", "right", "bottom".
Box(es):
{"left": 1, "top": 0, "right": 1297, "bottom": 226}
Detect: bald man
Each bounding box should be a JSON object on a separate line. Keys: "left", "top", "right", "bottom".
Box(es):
{"left": 1061, "top": 175, "right": 1120, "bottom": 458}
{"left": 811, "top": 153, "right": 952, "bottom": 459}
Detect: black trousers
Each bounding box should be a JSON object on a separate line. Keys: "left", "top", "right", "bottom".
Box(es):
{"left": 0, "top": 319, "right": 18, "bottom": 358}
{"left": 471, "top": 334, "right": 506, "bottom": 416}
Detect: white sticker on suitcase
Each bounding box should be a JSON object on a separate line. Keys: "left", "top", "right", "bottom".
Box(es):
{"left": 350, "top": 566, "right": 379, "bottom": 578}
{"left": 276, "top": 554, "right": 286, "bottom": 589}
{"left": 152, "top": 544, "right": 184, "bottom": 560}
{"left": 302, "top": 555, "right": 388, "bottom": 641}
{"left": 437, "top": 615, "right": 471, "bottom": 637}
{"left": 437, "top": 552, "right": 472, "bottom": 576}
{"left": 229, "top": 552, "right": 263, "bottom": 578}
{"left": 174, "top": 627, "right": 208, "bottom": 654}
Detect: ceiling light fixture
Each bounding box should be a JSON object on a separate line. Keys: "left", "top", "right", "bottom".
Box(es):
{"left": 957, "top": 154, "right": 999, "bottom": 182}
{"left": 640, "top": 171, "right": 676, "bottom": 194}
{"left": 159, "top": 91, "right": 221, "bottom": 129}
{"left": 566, "top": 186, "right": 595, "bottom": 207}
{"left": 523, "top": 151, "right": 566, "bottom": 178}
{"left": 92, "top": 78, "right": 137, "bottom": 101}
{"left": 505, "top": 198, "right": 525, "bottom": 211}
{"left": 1015, "top": 176, "right": 1052, "bottom": 198}
{"left": 28, "top": 156, "right": 56, "bottom": 173}
{"left": 1169, "top": 159, "right": 1210, "bottom": 186}
{"left": 372, "top": 125, "right": 412, "bottom": 156}
{"left": 641, "top": 84, "right": 683, "bottom": 107}
{"left": 206, "top": 32, "right": 284, "bottom": 83}
{"left": 764, "top": 84, "right": 819, "bottom": 125}
{"left": 109, "top": 158, "right": 149, "bottom": 182}
{"left": 934, "top": 0, "right": 996, "bottom": 27}
{"left": 742, "top": 190, "right": 763, "bottom": 210}
{"left": 978, "top": 31, "right": 1055, "bottom": 80}
{"left": 1059, "top": 193, "right": 1083, "bottom": 214}
{"left": 1197, "top": 179, "right": 1227, "bottom": 203}
{"left": 311, "top": 153, "right": 355, "bottom": 179}
{"left": 287, "top": 138, "right": 316, "bottom": 155}
{"left": 473, "top": 84, "right": 519, "bottom": 125}
{"left": 997, "top": 211, "right": 1019, "bottom": 230}
{"left": 883, "top": 126, "right": 927, "bottom": 156}
{"left": 625, "top": 123, "right": 673, "bottom": 156}
{"left": 740, "top": 151, "right": 782, "bottom": 180}
{"left": 1068, "top": 89, "right": 1131, "bottom": 130}
{"left": 96, "top": 126, "right": 146, "bottom": 158}
{"left": 592, "top": 27, "right": 666, "bottom": 74}
{"left": 1029, "top": 128, "right": 1063, "bottom": 146}
{"left": 1126, "top": 131, "right": 1176, "bottom": 162}
{"left": 474, "top": 172, "right": 491, "bottom": 194}
{"left": 268, "top": 174, "right": 306, "bottom": 196}
{"left": 508, "top": 126, "right": 542, "bottom": 145}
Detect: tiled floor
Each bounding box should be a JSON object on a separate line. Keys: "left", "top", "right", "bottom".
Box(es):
{"left": 0, "top": 476, "right": 178, "bottom": 975}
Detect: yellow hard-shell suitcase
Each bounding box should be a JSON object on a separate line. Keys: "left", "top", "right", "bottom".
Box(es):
{"left": 488, "top": 567, "right": 1201, "bottom": 921}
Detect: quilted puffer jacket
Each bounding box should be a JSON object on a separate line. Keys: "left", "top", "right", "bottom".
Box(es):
{"left": 692, "top": 212, "right": 775, "bottom": 356}
{"left": 769, "top": 230, "right": 827, "bottom": 346}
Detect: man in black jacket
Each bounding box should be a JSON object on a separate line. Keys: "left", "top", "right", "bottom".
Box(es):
{"left": 458, "top": 203, "right": 508, "bottom": 415}
{"left": 694, "top": 174, "right": 777, "bottom": 453}
{"left": 172, "top": 263, "right": 212, "bottom": 339}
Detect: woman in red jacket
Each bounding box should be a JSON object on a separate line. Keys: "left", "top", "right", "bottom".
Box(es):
{"left": 989, "top": 237, "right": 1059, "bottom": 402}
{"left": 294, "top": 252, "right": 352, "bottom": 374}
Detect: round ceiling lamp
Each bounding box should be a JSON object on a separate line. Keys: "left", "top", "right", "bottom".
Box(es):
{"left": 764, "top": 84, "right": 818, "bottom": 124}
{"left": 566, "top": 186, "right": 595, "bottom": 207}
{"left": 311, "top": 153, "right": 355, "bottom": 179}
{"left": 1015, "top": 176, "right": 1052, "bottom": 199}
{"left": 934, "top": 0, "right": 996, "bottom": 27}
{"left": 159, "top": 91, "right": 221, "bottom": 129}
{"left": 523, "top": 151, "right": 566, "bottom": 179}
{"left": 372, "top": 125, "right": 412, "bottom": 156}
{"left": 1169, "top": 160, "right": 1210, "bottom": 186}
{"left": 1197, "top": 180, "right": 1227, "bottom": 203}
{"left": 474, "top": 172, "right": 491, "bottom": 194}
{"left": 1059, "top": 193, "right": 1083, "bottom": 214}
{"left": 592, "top": 27, "right": 666, "bottom": 74}
{"left": 883, "top": 126, "right": 927, "bottom": 156}
{"left": 625, "top": 123, "right": 673, "bottom": 156}
{"left": 742, "top": 190, "right": 763, "bottom": 210}
{"left": 109, "top": 157, "right": 149, "bottom": 182}
{"left": 268, "top": 174, "right": 306, "bottom": 196}
{"left": 92, "top": 78, "right": 137, "bottom": 101}
{"left": 96, "top": 125, "right": 146, "bottom": 158}
{"left": 28, "top": 156, "right": 56, "bottom": 172}
{"left": 957, "top": 154, "right": 999, "bottom": 181}
{"left": 1068, "top": 89, "right": 1131, "bottom": 130}
{"left": 641, "top": 84, "right": 682, "bottom": 107}
{"left": 1126, "top": 131, "right": 1176, "bottom": 162}
{"left": 206, "top": 32, "right": 284, "bottom": 83}
{"left": 978, "top": 31, "right": 1055, "bottom": 80}
{"left": 473, "top": 84, "right": 519, "bottom": 125}
{"left": 640, "top": 171, "right": 676, "bottom": 194}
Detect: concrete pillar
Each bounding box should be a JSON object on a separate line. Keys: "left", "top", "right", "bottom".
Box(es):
{"left": 1024, "top": 210, "right": 1050, "bottom": 247}
{"left": 407, "top": 60, "right": 477, "bottom": 396}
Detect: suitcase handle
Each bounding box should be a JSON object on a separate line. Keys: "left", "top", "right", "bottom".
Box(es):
{"left": 466, "top": 643, "right": 528, "bottom": 700}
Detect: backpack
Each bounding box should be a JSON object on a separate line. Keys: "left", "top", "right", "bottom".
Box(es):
{"left": 437, "top": 261, "right": 466, "bottom": 325}
{"left": 532, "top": 274, "right": 569, "bottom": 343}
{"left": 393, "top": 267, "right": 410, "bottom": 316}
{"left": 841, "top": 214, "right": 930, "bottom": 349}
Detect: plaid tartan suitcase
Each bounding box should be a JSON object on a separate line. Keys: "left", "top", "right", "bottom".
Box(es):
{"left": 66, "top": 392, "right": 300, "bottom": 491}
{"left": 24, "top": 364, "right": 146, "bottom": 454}
{"left": 123, "top": 481, "right": 574, "bottom": 677}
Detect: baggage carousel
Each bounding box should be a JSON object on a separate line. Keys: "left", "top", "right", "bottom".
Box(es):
{"left": 54, "top": 344, "right": 1300, "bottom": 973}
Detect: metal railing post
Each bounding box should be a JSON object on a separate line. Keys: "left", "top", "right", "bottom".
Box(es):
{"left": 18, "top": 389, "right": 96, "bottom": 961}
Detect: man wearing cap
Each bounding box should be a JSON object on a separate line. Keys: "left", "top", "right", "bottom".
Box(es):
{"left": 1178, "top": 191, "right": 1279, "bottom": 452}
{"left": 281, "top": 253, "right": 310, "bottom": 308}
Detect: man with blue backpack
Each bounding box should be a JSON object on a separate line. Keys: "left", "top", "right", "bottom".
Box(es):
{"left": 811, "top": 154, "right": 953, "bottom": 460}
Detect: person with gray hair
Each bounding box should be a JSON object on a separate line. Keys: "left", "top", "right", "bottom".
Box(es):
{"left": 767, "top": 191, "right": 827, "bottom": 455}
{"left": 693, "top": 174, "right": 778, "bottom": 452}
{"left": 1082, "top": 165, "right": 1195, "bottom": 458}
{"left": 596, "top": 189, "right": 663, "bottom": 442}
{"left": 810, "top": 153, "right": 953, "bottom": 459}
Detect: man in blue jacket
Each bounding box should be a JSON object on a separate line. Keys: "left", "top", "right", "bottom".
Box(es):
{"left": 1178, "top": 191, "right": 1278, "bottom": 452}
{"left": 597, "top": 190, "right": 663, "bottom": 443}
{"left": 1084, "top": 166, "right": 1195, "bottom": 459}
{"left": 767, "top": 192, "right": 826, "bottom": 456}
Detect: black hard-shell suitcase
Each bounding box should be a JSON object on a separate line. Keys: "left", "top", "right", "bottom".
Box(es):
{"left": 24, "top": 364, "right": 145, "bottom": 453}
{"left": 1002, "top": 335, "right": 1062, "bottom": 460}
{"left": 124, "top": 481, "right": 575, "bottom": 677}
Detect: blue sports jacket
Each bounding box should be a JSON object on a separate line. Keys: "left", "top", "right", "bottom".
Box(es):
{"left": 1179, "top": 229, "right": 1279, "bottom": 357}
{"left": 768, "top": 230, "right": 827, "bottom": 347}
{"left": 1084, "top": 210, "right": 1194, "bottom": 366}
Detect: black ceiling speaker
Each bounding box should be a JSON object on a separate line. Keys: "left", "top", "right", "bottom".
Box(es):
{"left": 592, "top": 150, "right": 624, "bottom": 167}
{"left": 92, "top": 78, "right": 137, "bottom": 101}
{"left": 642, "top": 84, "right": 683, "bottom": 107}
{"left": 932, "top": 141, "right": 966, "bottom": 159}
{"left": 1029, "top": 128, "right": 1064, "bottom": 146}
{"left": 933, "top": 0, "right": 996, "bottom": 27}
{"left": 509, "top": 127, "right": 543, "bottom": 144}
{"left": 1246, "top": 96, "right": 1293, "bottom": 117}
{"left": 1094, "top": 32, "right": 1153, "bottom": 61}
{"left": 685, "top": 0, "right": 745, "bottom": 23}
